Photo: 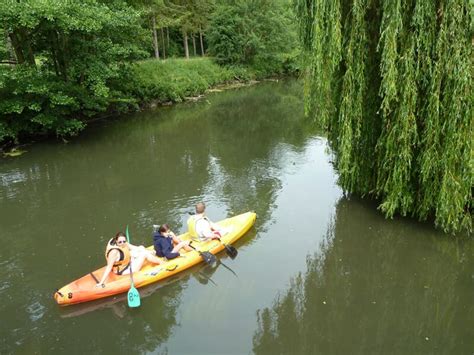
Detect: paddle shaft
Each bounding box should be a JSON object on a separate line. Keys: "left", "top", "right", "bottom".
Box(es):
{"left": 189, "top": 242, "right": 237, "bottom": 277}
{"left": 125, "top": 226, "right": 141, "bottom": 307}
{"left": 125, "top": 226, "right": 136, "bottom": 286}
{"left": 214, "top": 236, "right": 238, "bottom": 259}
{"left": 188, "top": 243, "right": 216, "bottom": 265}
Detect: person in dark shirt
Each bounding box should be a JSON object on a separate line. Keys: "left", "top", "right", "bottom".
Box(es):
{"left": 153, "top": 224, "right": 192, "bottom": 260}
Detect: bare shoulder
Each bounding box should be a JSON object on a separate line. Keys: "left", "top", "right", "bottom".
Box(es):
{"left": 107, "top": 248, "right": 120, "bottom": 260}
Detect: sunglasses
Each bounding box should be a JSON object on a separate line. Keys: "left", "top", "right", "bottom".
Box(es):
{"left": 117, "top": 240, "right": 127, "bottom": 245}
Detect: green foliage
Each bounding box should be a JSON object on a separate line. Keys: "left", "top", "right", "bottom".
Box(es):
{"left": 207, "top": 0, "right": 299, "bottom": 74}
{"left": 133, "top": 57, "right": 255, "bottom": 102}
{"left": 297, "top": 0, "right": 473, "bottom": 234}
{"left": 1, "top": 67, "right": 80, "bottom": 140}
{"left": 0, "top": 0, "right": 301, "bottom": 146}
{"left": 0, "top": 0, "right": 145, "bottom": 143}
{"left": 0, "top": 36, "right": 8, "bottom": 61}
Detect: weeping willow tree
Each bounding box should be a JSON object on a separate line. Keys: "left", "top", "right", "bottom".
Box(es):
{"left": 295, "top": 0, "right": 473, "bottom": 233}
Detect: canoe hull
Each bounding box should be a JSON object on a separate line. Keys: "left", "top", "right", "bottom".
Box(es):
{"left": 54, "top": 212, "right": 256, "bottom": 305}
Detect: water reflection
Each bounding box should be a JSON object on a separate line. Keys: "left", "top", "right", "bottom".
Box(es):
{"left": 253, "top": 197, "right": 474, "bottom": 354}
{"left": 0, "top": 79, "right": 319, "bottom": 353}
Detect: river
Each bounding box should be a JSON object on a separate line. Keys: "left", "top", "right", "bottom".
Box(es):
{"left": 0, "top": 79, "right": 472, "bottom": 354}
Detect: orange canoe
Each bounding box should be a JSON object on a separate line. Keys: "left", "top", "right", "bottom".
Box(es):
{"left": 54, "top": 212, "right": 256, "bottom": 306}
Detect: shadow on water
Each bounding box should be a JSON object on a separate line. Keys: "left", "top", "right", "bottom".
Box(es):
{"left": 252, "top": 197, "right": 474, "bottom": 355}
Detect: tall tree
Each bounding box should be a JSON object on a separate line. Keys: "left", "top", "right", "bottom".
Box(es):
{"left": 174, "top": 0, "right": 214, "bottom": 58}
{"left": 182, "top": 29, "right": 189, "bottom": 58}
{"left": 207, "top": 0, "right": 297, "bottom": 71}
{"left": 0, "top": 0, "right": 146, "bottom": 143}
{"left": 129, "top": 0, "right": 183, "bottom": 60}
{"left": 192, "top": 0, "right": 214, "bottom": 56}
{"left": 295, "top": 0, "right": 472, "bottom": 234}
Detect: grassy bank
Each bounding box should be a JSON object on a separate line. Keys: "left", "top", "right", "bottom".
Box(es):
{"left": 133, "top": 57, "right": 259, "bottom": 104}
{"left": 1, "top": 57, "right": 292, "bottom": 150}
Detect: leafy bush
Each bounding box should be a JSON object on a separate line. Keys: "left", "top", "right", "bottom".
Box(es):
{"left": 0, "top": 0, "right": 146, "bottom": 145}
{"left": 133, "top": 57, "right": 254, "bottom": 103}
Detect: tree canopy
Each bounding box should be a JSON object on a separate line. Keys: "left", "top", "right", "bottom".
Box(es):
{"left": 207, "top": 0, "right": 298, "bottom": 73}
{"left": 0, "top": 0, "right": 299, "bottom": 145}
{"left": 0, "top": 0, "right": 146, "bottom": 141}
{"left": 296, "top": 0, "right": 472, "bottom": 234}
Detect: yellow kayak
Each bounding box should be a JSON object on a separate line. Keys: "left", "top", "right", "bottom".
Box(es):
{"left": 54, "top": 212, "right": 256, "bottom": 306}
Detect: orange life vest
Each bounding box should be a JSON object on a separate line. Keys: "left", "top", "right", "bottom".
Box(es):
{"left": 104, "top": 238, "right": 131, "bottom": 275}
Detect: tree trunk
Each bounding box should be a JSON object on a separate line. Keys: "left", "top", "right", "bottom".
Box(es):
{"left": 192, "top": 34, "right": 196, "bottom": 57}
{"left": 161, "top": 27, "right": 166, "bottom": 59}
{"left": 183, "top": 30, "right": 189, "bottom": 59}
{"left": 50, "top": 41, "right": 60, "bottom": 77}
{"left": 152, "top": 15, "right": 160, "bottom": 59}
{"left": 18, "top": 28, "right": 35, "bottom": 66}
{"left": 166, "top": 27, "right": 170, "bottom": 47}
{"left": 4, "top": 30, "right": 16, "bottom": 64}
{"left": 199, "top": 29, "right": 205, "bottom": 56}
{"left": 8, "top": 31, "right": 25, "bottom": 64}
{"left": 54, "top": 30, "right": 68, "bottom": 81}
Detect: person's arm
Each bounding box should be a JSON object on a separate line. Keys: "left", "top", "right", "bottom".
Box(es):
{"left": 153, "top": 236, "right": 161, "bottom": 255}
{"left": 201, "top": 229, "right": 214, "bottom": 241}
{"left": 209, "top": 220, "right": 222, "bottom": 231}
{"left": 97, "top": 249, "right": 118, "bottom": 287}
{"left": 169, "top": 230, "right": 182, "bottom": 244}
{"left": 195, "top": 219, "right": 214, "bottom": 241}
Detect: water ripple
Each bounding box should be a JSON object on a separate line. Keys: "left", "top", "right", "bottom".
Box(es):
{"left": 26, "top": 301, "right": 46, "bottom": 322}
{"left": 0, "top": 281, "right": 10, "bottom": 294}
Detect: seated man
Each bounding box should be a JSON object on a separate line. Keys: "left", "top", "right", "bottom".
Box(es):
{"left": 153, "top": 224, "right": 191, "bottom": 259}
{"left": 188, "top": 202, "right": 228, "bottom": 242}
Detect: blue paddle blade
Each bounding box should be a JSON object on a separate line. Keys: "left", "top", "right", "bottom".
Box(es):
{"left": 128, "top": 286, "right": 141, "bottom": 308}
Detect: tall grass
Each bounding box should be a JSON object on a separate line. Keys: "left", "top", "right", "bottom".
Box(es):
{"left": 133, "top": 57, "right": 256, "bottom": 103}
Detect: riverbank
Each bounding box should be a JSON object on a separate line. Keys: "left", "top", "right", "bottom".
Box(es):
{"left": 133, "top": 57, "right": 262, "bottom": 106}
{"left": 1, "top": 58, "right": 293, "bottom": 153}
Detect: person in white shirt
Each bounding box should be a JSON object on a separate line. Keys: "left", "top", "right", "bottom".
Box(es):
{"left": 193, "top": 202, "right": 226, "bottom": 242}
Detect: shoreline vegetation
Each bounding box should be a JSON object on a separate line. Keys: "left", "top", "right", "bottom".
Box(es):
{"left": 1, "top": 57, "right": 294, "bottom": 154}
{"left": 134, "top": 57, "right": 282, "bottom": 108}
{"left": 0, "top": 0, "right": 299, "bottom": 151}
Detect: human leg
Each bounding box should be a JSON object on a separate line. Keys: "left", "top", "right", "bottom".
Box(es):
{"left": 171, "top": 241, "right": 191, "bottom": 253}
{"left": 120, "top": 255, "right": 145, "bottom": 275}
{"left": 144, "top": 250, "right": 164, "bottom": 264}
{"left": 126, "top": 249, "right": 163, "bottom": 272}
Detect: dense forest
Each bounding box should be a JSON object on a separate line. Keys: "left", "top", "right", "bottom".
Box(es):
{"left": 296, "top": 0, "right": 472, "bottom": 233}
{"left": 0, "top": 0, "right": 298, "bottom": 146}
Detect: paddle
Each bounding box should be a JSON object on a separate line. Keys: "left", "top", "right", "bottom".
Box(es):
{"left": 189, "top": 241, "right": 237, "bottom": 277}
{"left": 215, "top": 237, "right": 238, "bottom": 259}
{"left": 188, "top": 242, "right": 217, "bottom": 266}
{"left": 125, "top": 225, "right": 141, "bottom": 308}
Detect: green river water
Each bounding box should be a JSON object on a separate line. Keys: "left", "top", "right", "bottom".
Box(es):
{"left": 0, "top": 79, "right": 472, "bottom": 354}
